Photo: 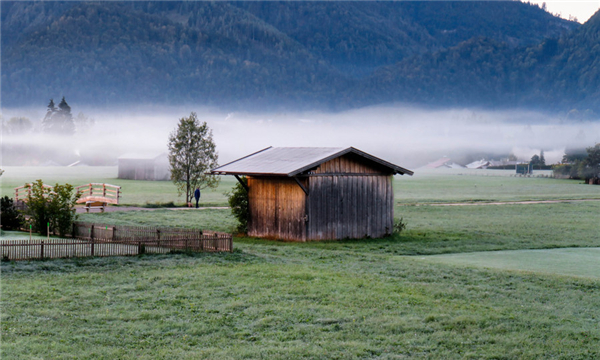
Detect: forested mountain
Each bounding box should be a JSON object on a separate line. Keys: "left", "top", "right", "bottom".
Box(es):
{"left": 2, "top": 1, "right": 596, "bottom": 113}
{"left": 360, "top": 9, "right": 600, "bottom": 112}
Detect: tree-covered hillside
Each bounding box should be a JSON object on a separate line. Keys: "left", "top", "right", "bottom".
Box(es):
{"left": 359, "top": 9, "right": 600, "bottom": 113}
{"left": 2, "top": 1, "right": 596, "bottom": 113}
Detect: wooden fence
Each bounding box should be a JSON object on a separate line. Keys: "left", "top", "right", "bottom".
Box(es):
{"left": 1, "top": 223, "right": 233, "bottom": 261}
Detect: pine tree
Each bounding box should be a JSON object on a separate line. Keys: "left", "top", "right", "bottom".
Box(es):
{"left": 42, "top": 97, "right": 75, "bottom": 135}
{"left": 42, "top": 99, "right": 57, "bottom": 129}
{"left": 47, "top": 99, "right": 57, "bottom": 113}
{"left": 58, "top": 96, "right": 72, "bottom": 115}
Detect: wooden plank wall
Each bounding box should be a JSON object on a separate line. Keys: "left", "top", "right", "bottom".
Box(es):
{"left": 313, "top": 153, "right": 388, "bottom": 174}
{"left": 306, "top": 154, "right": 393, "bottom": 240}
{"left": 248, "top": 177, "right": 307, "bottom": 241}
{"left": 307, "top": 175, "right": 393, "bottom": 240}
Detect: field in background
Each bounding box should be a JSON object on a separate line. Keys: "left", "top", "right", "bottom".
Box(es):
{"left": 3, "top": 166, "right": 600, "bottom": 207}
{"left": 398, "top": 168, "right": 600, "bottom": 203}
{"left": 0, "top": 166, "right": 236, "bottom": 206}
{"left": 2, "top": 167, "right": 600, "bottom": 358}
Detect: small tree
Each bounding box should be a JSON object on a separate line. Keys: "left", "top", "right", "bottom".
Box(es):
{"left": 26, "top": 180, "right": 79, "bottom": 236}
{"left": 584, "top": 144, "right": 600, "bottom": 180}
{"left": 226, "top": 176, "right": 249, "bottom": 234}
{"left": 0, "top": 196, "right": 24, "bottom": 230}
{"left": 530, "top": 154, "right": 541, "bottom": 168}
{"left": 49, "top": 183, "right": 80, "bottom": 236}
{"left": 168, "top": 112, "right": 219, "bottom": 204}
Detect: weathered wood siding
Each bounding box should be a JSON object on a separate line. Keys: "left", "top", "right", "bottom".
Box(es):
{"left": 305, "top": 154, "right": 394, "bottom": 240}
{"left": 307, "top": 175, "right": 393, "bottom": 240}
{"left": 248, "top": 177, "right": 307, "bottom": 241}
{"left": 312, "top": 153, "right": 390, "bottom": 174}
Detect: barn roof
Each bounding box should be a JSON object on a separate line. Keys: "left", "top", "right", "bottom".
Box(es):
{"left": 211, "top": 147, "right": 414, "bottom": 176}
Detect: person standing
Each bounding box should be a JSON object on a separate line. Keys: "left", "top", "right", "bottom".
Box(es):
{"left": 194, "top": 187, "right": 201, "bottom": 208}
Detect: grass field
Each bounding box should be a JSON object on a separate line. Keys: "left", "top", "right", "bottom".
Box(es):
{"left": 2, "top": 244, "right": 599, "bottom": 358}
{"left": 0, "top": 166, "right": 236, "bottom": 206}
{"left": 2, "top": 167, "right": 600, "bottom": 358}
{"left": 416, "top": 247, "right": 600, "bottom": 279}
{"left": 78, "top": 200, "right": 600, "bottom": 255}
{"left": 3, "top": 166, "right": 600, "bottom": 207}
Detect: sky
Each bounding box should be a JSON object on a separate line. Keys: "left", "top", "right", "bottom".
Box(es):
{"left": 523, "top": 0, "right": 600, "bottom": 23}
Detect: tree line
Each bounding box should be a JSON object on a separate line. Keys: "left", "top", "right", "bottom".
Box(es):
{"left": 553, "top": 145, "right": 600, "bottom": 181}
{"left": 2, "top": 97, "right": 94, "bottom": 136}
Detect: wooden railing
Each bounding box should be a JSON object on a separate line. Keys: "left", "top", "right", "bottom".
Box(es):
{"left": 75, "top": 183, "right": 121, "bottom": 204}
{"left": 14, "top": 183, "right": 54, "bottom": 203}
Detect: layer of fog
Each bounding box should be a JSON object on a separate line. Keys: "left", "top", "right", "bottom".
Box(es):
{"left": 2, "top": 104, "right": 600, "bottom": 170}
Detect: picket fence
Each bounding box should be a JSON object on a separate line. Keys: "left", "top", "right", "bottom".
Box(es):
{"left": 1, "top": 222, "right": 233, "bottom": 261}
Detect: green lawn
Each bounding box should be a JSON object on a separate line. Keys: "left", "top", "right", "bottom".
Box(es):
{"left": 77, "top": 209, "right": 237, "bottom": 233}
{"left": 2, "top": 168, "right": 600, "bottom": 358}
{"left": 77, "top": 200, "right": 600, "bottom": 255}
{"left": 2, "top": 244, "right": 599, "bottom": 359}
{"left": 415, "top": 247, "right": 600, "bottom": 279}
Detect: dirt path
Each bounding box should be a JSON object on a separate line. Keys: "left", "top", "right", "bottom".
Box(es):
{"left": 410, "top": 199, "right": 600, "bottom": 207}
{"left": 75, "top": 206, "right": 229, "bottom": 214}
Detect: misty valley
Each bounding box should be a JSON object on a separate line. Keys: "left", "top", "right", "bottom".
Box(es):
{"left": 2, "top": 1, "right": 600, "bottom": 359}
{"left": 2, "top": 103, "right": 599, "bottom": 171}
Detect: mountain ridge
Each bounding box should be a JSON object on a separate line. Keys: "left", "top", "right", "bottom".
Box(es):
{"left": 2, "top": 1, "right": 596, "bottom": 114}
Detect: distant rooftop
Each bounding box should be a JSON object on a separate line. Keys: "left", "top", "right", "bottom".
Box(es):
{"left": 118, "top": 152, "right": 167, "bottom": 160}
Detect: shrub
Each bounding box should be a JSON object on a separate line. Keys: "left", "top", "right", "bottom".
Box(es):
{"left": 26, "top": 180, "right": 80, "bottom": 237}
{"left": 0, "top": 196, "right": 24, "bottom": 230}
{"left": 226, "top": 176, "right": 248, "bottom": 234}
{"left": 393, "top": 217, "right": 407, "bottom": 235}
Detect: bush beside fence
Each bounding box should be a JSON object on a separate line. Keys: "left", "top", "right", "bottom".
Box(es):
{"left": 1, "top": 222, "right": 233, "bottom": 261}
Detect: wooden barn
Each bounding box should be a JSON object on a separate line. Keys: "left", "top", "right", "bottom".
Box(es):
{"left": 117, "top": 153, "right": 170, "bottom": 181}
{"left": 211, "top": 147, "right": 413, "bottom": 241}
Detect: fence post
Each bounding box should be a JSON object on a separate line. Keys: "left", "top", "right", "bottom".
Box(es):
{"left": 91, "top": 237, "right": 95, "bottom": 257}
{"left": 40, "top": 240, "right": 44, "bottom": 260}
{"left": 90, "top": 224, "right": 95, "bottom": 241}
{"left": 157, "top": 229, "right": 160, "bottom": 240}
